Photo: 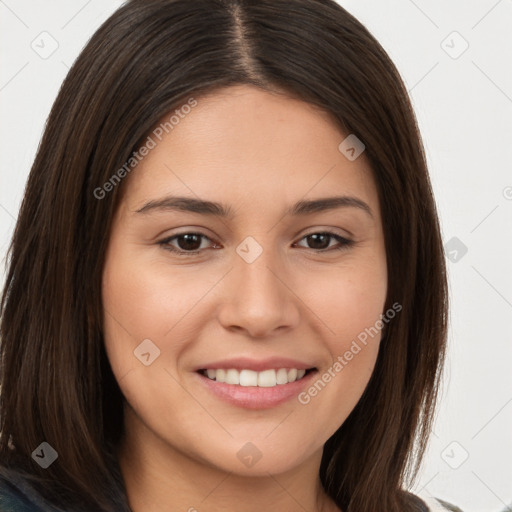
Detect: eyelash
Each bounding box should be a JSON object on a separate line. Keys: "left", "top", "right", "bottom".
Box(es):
{"left": 157, "top": 231, "right": 354, "bottom": 256}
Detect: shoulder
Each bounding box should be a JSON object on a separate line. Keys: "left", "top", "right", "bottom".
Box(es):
{"left": 420, "top": 495, "right": 464, "bottom": 512}
{"left": 0, "top": 468, "right": 59, "bottom": 512}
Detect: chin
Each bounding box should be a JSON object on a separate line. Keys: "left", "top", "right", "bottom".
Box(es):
{"left": 198, "top": 438, "right": 317, "bottom": 477}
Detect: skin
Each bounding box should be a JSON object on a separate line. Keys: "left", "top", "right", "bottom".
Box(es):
{"left": 102, "top": 84, "right": 387, "bottom": 512}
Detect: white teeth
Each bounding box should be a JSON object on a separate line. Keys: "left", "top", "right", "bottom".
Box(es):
{"left": 258, "top": 369, "right": 276, "bottom": 387}
{"left": 287, "top": 368, "right": 297, "bottom": 382}
{"left": 240, "top": 369, "right": 258, "bottom": 386}
{"left": 203, "top": 367, "right": 310, "bottom": 387}
{"left": 276, "top": 368, "right": 288, "bottom": 384}
{"left": 225, "top": 369, "right": 240, "bottom": 385}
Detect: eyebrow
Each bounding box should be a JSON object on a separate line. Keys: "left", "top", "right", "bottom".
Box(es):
{"left": 134, "top": 195, "right": 373, "bottom": 219}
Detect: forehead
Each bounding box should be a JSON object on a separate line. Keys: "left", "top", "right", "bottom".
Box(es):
{"left": 122, "top": 85, "right": 379, "bottom": 218}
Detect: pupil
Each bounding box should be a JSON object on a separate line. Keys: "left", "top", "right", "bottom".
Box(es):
{"left": 178, "top": 234, "right": 201, "bottom": 251}
{"left": 308, "top": 233, "right": 329, "bottom": 249}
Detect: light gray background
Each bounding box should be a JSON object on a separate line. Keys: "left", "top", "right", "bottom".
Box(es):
{"left": 0, "top": 1, "right": 511, "bottom": 510}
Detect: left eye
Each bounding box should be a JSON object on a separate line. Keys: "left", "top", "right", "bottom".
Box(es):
{"left": 294, "top": 232, "right": 353, "bottom": 251}
{"left": 158, "top": 231, "right": 353, "bottom": 255}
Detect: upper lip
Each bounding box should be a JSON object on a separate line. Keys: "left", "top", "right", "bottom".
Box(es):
{"left": 195, "top": 357, "right": 317, "bottom": 372}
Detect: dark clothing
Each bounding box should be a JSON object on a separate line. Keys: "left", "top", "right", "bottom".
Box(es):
{"left": 0, "top": 469, "right": 58, "bottom": 511}
{"left": 0, "top": 462, "right": 130, "bottom": 512}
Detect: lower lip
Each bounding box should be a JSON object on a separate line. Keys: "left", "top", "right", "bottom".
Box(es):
{"left": 195, "top": 370, "right": 318, "bottom": 409}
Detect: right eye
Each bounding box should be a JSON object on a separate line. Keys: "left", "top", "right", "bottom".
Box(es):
{"left": 157, "top": 232, "right": 220, "bottom": 256}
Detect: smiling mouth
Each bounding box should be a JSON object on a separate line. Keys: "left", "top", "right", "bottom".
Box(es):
{"left": 197, "top": 367, "right": 317, "bottom": 387}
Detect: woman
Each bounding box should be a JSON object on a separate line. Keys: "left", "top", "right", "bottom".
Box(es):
{"left": 0, "top": 0, "right": 459, "bottom": 510}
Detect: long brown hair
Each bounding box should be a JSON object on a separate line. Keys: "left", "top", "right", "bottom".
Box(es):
{"left": 0, "top": 0, "right": 448, "bottom": 510}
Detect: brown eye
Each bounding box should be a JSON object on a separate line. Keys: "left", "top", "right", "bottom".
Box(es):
{"left": 304, "top": 233, "right": 331, "bottom": 250}
{"left": 158, "top": 233, "right": 215, "bottom": 255}
{"left": 174, "top": 234, "right": 203, "bottom": 251}
{"left": 295, "top": 232, "right": 354, "bottom": 252}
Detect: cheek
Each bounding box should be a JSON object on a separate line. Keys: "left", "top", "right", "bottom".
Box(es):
{"left": 101, "top": 243, "right": 206, "bottom": 378}
{"left": 294, "top": 257, "right": 386, "bottom": 417}
{"left": 305, "top": 256, "right": 387, "bottom": 349}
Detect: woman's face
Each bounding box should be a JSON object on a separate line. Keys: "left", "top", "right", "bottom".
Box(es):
{"left": 102, "top": 84, "right": 387, "bottom": 476}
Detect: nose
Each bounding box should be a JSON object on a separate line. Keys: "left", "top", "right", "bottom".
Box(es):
{"left": 216, "top": 246, "right": 300, "bottom": 338}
